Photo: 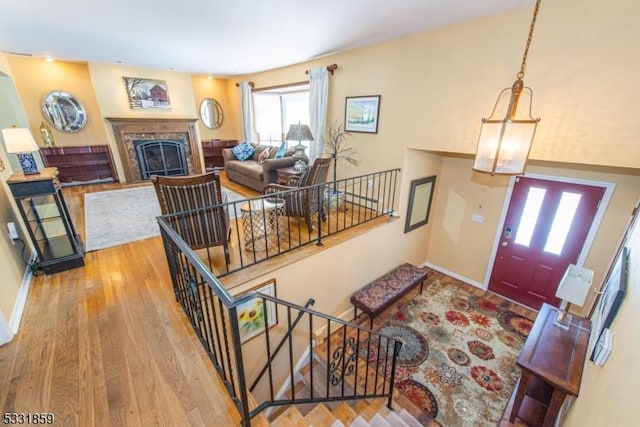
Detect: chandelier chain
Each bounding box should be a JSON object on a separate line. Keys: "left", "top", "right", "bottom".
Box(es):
{"left": 517, "top": 0, "right": 542, "bottom": 80}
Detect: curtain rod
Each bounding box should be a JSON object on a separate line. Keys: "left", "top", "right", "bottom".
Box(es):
{"left": 305, "top": 64, "right": 338, "bottom": 76}
{"left": 234, "top": 63, "right": 337, "bottom": 88}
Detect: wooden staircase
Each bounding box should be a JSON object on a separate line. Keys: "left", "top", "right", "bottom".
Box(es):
{"left": 271, "top": 399, "right": 424, "bottom": 427}
{"left": 262, "top": 348, "right": 438, "bottom": 427}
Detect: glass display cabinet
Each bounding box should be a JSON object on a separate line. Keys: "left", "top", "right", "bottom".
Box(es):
{"left": 7, "top": 167, "right": 84, "bottom": 274}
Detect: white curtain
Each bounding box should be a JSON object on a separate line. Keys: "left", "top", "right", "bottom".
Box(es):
{"left": 309, "top": 67, "right": 329, "bottom": 162}
{"left": 240, "top": 82, "right": 256, "bottom": 142}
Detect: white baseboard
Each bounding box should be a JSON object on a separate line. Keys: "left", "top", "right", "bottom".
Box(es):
{"left": 0, "top": 312, "right": 11, "bottom": 346}
{"left": 421, "top": 261, "right": 486, "bottom": 290}
{"left": 8, "top": 252, "right": 36, "bottom": 336}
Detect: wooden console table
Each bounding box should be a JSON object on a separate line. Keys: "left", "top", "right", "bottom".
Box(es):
{"left": 510, "top": 303, "right": 591, "bottom": 427}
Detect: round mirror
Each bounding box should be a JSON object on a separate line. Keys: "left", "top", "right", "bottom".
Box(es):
{"left": 41, "top": 91, "right": 87, "bottom": 133}
{"left": 199, "top": 98, "right": 223, "bottom": 129}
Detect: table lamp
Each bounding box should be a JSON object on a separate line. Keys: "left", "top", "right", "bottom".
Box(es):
{"left": 554, "top": 264, "right": 593, "bottom": 329}
{"left": 286, "top": 122, "right": 314, "bottom": 159}
{"left": 2, "top": 126, "right": 40, "bottom": 174}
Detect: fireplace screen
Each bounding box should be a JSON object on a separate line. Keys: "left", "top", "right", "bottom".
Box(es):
{"left": 135, "top": 139, "right": 187, "bottom": 180}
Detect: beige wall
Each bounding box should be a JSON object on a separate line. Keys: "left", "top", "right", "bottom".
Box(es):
{"left": 426, "top": 156, "right": 640, "bottom": 316}
{"left": 191, "top": 75, "right": 238, "bottom": 140}
{"left": 6, "top": 57, "right": 109, "bottom": 148}
{"left": 0, "top": 55, "right": 33, "bottom": 326}
{"left": 564, "top": 205, "right": 638, "bottom": 426}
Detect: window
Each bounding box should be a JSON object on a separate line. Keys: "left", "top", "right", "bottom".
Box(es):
{"left": 254, "top": 84, "right": 309, "bottom": 147}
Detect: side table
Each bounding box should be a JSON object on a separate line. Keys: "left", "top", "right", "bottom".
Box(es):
{"left": 7, "top": 167, "right": 85, "bottom": 274}
{"left": 276, "top": 167, "right": 304, "bottom": 185}
{"left": 510, "top": 303, "right": 591, "bottom": 427}
{"left": 240, "top": 198, "right": 285, "bottom": 252}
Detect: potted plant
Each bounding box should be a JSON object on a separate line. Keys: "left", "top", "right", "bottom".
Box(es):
{"left": 323, "top": 121, "right": 359, "bottom": 211}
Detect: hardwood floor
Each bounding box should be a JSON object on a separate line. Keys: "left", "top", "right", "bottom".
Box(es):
{"left": 0, "top": 174, "right": 391, "bottom": 426}
{"left": 1, "top": 180, "right": 245, "bottom": 426}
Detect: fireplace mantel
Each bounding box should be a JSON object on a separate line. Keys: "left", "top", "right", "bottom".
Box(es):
{"left": 106, "top": 117, "right": 202, "bottom": 183}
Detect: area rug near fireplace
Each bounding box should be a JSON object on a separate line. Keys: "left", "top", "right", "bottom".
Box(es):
{"left": 369, "top": 274, "right": 535, "bottom": 426}
{"left": 84, "top": 184, "right": 245, "bottom": 251}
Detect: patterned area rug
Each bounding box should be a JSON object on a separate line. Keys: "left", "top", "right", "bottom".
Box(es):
{"left": 372, "top": 275, "right": 534, "bottom": 426}
{"left": 84, "top": 184, "right": 245, "bottom": 251}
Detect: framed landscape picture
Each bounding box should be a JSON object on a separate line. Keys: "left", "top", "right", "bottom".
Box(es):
{"left": 344, "top": 95, "right": 381, "bottom": 133}
{"left": 123, "top": 76, "right": 171, "bottom": 110}
{"left": 588, "top": 246, "right": 629, "bottom": 360}
{"left": 236, "top": 279, "right": 278, "bottom": 343}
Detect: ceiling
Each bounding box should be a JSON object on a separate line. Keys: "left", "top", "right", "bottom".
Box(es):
{"left": 0, "top": 0, "right": 532, "bottom": 76}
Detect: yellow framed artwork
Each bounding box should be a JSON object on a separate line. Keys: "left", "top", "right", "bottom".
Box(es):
{"left": 236, "top": 279, "right": 278, "bottom": 343}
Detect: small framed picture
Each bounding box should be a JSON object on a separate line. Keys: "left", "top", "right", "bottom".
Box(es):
{"left": 345, "top": 95, "right": 381, "bottom": 133}
{"left": 236, "top": 279, "right": 278, "bottom": 343}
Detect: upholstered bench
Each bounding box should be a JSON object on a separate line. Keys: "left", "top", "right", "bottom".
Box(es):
{"left": 351, "top": 263, "right": 430, "bottom": 328}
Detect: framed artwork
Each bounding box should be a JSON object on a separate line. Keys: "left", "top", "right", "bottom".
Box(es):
{"left": 404, "top": 176, "right": 436, "bottom": 233}
{"left": 588, "top": 246, "right": 629, "bottom": 360}
{"left": 344, "top": 95, "right": 381, "bottom": 133}
{"left": 123, "top": 76, "right": 171, "bottom": 110}
{"left": 236, "top": 279, "right": 278, "bottom": 343}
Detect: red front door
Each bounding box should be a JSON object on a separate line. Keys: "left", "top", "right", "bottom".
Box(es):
{"left": 488, "top": 177, "right": 605, "bottom": 309}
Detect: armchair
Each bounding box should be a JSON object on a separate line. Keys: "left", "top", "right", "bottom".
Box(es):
{"left": 263, "top": 157, "right": 331, "bottom": 231}
{"left": 152, "top": 172, "right": 231, "bottom": 264}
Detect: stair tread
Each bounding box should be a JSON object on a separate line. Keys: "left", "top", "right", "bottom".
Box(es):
{"left": 305, "top": 403, "right": 337, "bottom": 426}
{"left": 352, "top": 400, "right": 378, "bottom": 421}
{"left": 369, "top": 413, "right": 392, "bottom": 427}
{"left": 350, "top": 415, "right": 370, "bottom": 427}
{"left": 385, "top": 410, "right": 409, "bottom": 427}
{"left": 332, "top": 402, "right": 359, "bottom": 425}
{"left": 367, "top": 398, "right": 391, "bottom": 418}
{"left": 271, "top": 406, "right": 307, "bottom": 427}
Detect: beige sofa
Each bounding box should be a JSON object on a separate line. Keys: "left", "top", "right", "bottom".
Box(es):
{"left": 222, "top": 143, "right": 307, "bottom": 192}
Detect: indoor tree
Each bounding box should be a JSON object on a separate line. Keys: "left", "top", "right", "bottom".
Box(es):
{"left": 324, "top": 121, "right": 359, "bottom": 194}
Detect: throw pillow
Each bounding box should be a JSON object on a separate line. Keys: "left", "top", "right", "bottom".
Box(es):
{"left": 232, "top": 141, "right": 255, "bottom": 161}
{"left": 258, "top": 147, "right": 270, "bottom": 164}
{"left": 275, "top": 142, "right": 287, "bottom": 158}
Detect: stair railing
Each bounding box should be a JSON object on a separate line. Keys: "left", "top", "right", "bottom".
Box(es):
{"left": 158, "top": 209, "right": 404, "bottom": 427}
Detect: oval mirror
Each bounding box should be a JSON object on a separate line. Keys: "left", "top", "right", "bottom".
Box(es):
{"left": 199, "top": 98, "right": 223, "bottom": 129}
{"left": 41, "top": 91, "right": 87, "bottom": 132}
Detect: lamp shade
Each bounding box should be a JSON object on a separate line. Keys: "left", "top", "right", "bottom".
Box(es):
{"left": 285, "top": 124, "right": 314, "bottom": 142}
{"left": 473, "top": 81, "right": 539, "bottom": 175}
{"left": 555, "top": 264, "right": 594, "bottom": 307}
{"left": 2, "top": 127, "right": 39, "bottom": 153}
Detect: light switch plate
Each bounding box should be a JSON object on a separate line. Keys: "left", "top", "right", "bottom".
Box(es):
{"left": 472, "top": 214, "right": 484, "bottom": 223}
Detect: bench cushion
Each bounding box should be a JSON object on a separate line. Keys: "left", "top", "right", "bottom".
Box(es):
{"left": 351, "top": 263, "right": 429, "bottom": 316}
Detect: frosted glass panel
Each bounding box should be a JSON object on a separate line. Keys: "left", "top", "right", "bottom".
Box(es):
{"left": 514, "top": 187, "right": 546, "bottom": 247}
{"left": 544, "top": 192, "right": 581, "bottom": 255}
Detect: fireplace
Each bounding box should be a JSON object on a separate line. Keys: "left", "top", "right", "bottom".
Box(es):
{"left": 135, "top": 139, "right": 188, "bottom": 179}
{"left": 107, "top": 117, "right": 202, "bottom": 183}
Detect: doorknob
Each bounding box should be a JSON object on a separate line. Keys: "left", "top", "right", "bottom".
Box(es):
{"left": 501, "top": 241, "right": 508, "bottom": 247}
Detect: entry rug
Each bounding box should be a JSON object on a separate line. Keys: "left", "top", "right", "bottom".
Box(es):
{"left": 84, "top": 185, "right": 244, "bottom": 251}
{"left": 371, "top": 276, "right": 535, "bottom": 426}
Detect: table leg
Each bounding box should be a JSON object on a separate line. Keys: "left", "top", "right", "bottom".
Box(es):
{"left": 543, "top": 388, "right": 567, "bottom": 427}
{"left": 509, "top": 370, "right": 532, "bottom": 422}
